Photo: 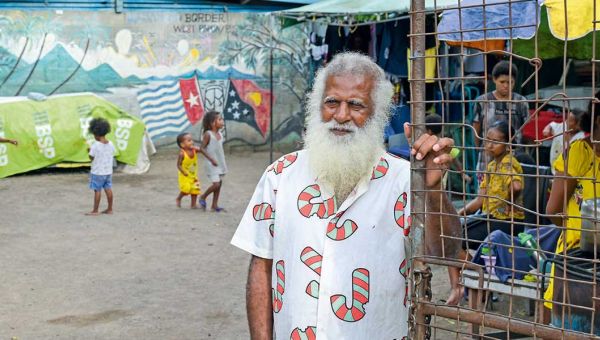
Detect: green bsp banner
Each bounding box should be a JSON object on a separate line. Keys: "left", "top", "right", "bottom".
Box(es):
{"left": 0, "top": 93, "right": 145, "bottom": 178}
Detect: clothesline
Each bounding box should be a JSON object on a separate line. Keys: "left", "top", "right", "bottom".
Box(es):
{"left": 276, "top": 13, "right": 410, "bottom": 27}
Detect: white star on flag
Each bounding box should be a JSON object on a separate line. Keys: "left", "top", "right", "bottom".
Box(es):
{"left": 233, "top": 111, "right": 241, "bottom": 120}
{"left": 232, "top": 100, "right": 240, "bottom": 110}
{"left": 230, "top": 90, "right": 236, "bottom": 97}
{"left": 242, "top": 108, "right": 249, "bottom": 115}
{"left": 186, "top": 92, "right": 199, "bottom": 107}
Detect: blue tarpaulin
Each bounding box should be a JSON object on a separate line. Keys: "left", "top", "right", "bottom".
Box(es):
{"left": 437, "top": 0, "right": 539, "bottom": 41}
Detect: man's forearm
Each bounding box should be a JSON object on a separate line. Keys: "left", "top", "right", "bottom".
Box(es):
{"left": 424, "top": 188, "right": 463, "bottom": 259}
{"left": 246, "top": 256, "right": 273, "bottom": 340}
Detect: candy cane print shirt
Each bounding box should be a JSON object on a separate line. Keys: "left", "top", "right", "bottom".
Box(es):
{"left": 231, "top": 150, "right": 410, "bottom": 340}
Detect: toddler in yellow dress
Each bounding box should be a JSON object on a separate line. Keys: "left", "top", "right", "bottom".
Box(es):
{"left": 176, "top": 132, "right": 217, "bottom": 208}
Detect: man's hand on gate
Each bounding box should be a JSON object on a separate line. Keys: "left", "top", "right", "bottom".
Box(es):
{"left": 404, "top": 122, "right": 455, "bottom": 188}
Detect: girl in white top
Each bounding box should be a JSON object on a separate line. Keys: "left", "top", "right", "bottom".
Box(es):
{"left": 542, "top": 108, "right": 586, "bottom": 174}
{"left": 198, "top": 111, "right": 228, "bottom": 212}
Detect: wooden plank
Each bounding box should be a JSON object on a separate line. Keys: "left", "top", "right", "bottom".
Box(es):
{"left": 462, "top": 270, "right": 543, "bottom": 299}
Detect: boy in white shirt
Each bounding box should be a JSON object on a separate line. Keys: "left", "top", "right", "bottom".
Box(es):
{"left": 86, "top": 117, "right": 115, "bottom": 216}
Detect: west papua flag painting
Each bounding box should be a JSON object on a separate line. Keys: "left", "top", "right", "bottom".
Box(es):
{"left": 137, "top": 76, "right": 205, "bottom": 141}
{"left": 224, "top": 79, "right": 273, "bottom": 138}
{"left": 179, "top": 77, "right": 205, "bottom": 125}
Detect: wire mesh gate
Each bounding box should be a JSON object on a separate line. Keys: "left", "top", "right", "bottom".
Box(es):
{"left": 408, "top": 0, "right": 600, "bottom": 338}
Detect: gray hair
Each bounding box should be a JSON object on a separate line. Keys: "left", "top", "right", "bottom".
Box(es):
{"left": 306, "top": 52, "right": 394, "bottom": 126}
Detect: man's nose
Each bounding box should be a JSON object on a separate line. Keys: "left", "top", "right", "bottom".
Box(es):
{"left": 333, "top": 101, "right": 351, "bottom": 123}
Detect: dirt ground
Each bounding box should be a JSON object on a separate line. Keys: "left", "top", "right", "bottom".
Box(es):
{"left": 0, "top": 148, "right": 530, "bottom": 339}
{"left": 1, "top": 148, "right": 268, "bottom": 339}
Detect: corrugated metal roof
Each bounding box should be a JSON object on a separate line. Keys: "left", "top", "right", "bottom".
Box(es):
{"left": 280, "top": 0, "right": 457, "bottom": 15}
{"left": 0, "top": 0, "right": 116, "bottom": 9}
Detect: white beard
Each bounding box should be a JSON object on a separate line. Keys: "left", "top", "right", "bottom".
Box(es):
{"left": 304, "top": 114, "right": 385, "bottom": 203}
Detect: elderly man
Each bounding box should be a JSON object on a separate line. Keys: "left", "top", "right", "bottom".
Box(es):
{"left": 231, "top": 52, "right": 459, "bottom": 339}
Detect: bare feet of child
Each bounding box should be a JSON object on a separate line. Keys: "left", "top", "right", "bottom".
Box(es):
{"left": 176, "top": 198, "right": 182, "bottom": 208}
{"left": 85, "top": 211, "right": 100, "bottom": 216}
{"left": 445, "top": 287, "right": 464, "bottom": 306}
{"left": 101, "top": 209, "right": 113, "bottom": 214}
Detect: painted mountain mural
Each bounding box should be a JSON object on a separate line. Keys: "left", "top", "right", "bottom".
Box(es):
{"left": 0, "top": 44, "right": 144, "bottom": 96}
{"left": 144, "top": 66, "right": 259, "bottom": 82}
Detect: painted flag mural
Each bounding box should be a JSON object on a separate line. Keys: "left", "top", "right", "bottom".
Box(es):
{"left": 138, "top": 76, "right": 273, "bottom": 142}
{"left": 224, "top": 79, "right": 273, "bottom": 138}
{"left": 199, "top": 79, "right": 230, "bottom": 114}
{"left": 137, "top": 77, "right": 204, "bottom": 141}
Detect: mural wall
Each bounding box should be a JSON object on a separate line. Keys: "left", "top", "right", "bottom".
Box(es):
{"left": 0, "top": 11, "right": 309, "bottom": 148}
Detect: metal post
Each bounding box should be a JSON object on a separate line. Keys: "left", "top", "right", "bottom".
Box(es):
{"left": 115, "top": 0, "right": 123, "bottom": 13}
{"left": 409, "top": 0, "right": 430, "bottom": 339}
{"left": 269, "top": 15, "right": 275, "bottom": 164}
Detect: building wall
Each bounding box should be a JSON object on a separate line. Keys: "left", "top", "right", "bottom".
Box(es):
{"left": 0, "top": 10, "right": 309, "bottom": 148}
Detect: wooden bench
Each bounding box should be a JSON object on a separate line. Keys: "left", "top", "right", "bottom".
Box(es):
{"left": 462, "top": 269, "right": 546, "bottom": 338}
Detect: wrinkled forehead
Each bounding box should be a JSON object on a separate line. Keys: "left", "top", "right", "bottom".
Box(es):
{"left": 323, "top": 73, "right": 375, "bottom": 100}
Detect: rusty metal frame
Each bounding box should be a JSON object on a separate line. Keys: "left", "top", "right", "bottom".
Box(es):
{"left": 409, "top": 0, "right": 430, "bottom": 338}
{"left": 409, "top": 0, "right": 600, "bottom": 338}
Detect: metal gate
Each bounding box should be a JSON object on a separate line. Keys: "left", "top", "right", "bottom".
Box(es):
{"left": 409, "top": 0, "right": 600, "bottom": 338}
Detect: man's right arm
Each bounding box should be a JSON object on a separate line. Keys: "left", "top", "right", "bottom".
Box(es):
{"left": 232, "top": 163, "right": 279, "bottom": 338}
{"left": 246, "top": 255, "right": 273, "bottom": 340}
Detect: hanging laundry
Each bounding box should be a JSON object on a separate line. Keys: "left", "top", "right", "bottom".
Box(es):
{"left": 463, "top": 47, "right": 485, "bottom": 74}
{"left": 446, "top": 40, "right": 506, "bottom": 52}
{"left": 346, "top": 25, "right": 371, "bottom": 56}
{"left": 377, "top": 19, "right": 410, "bottom": 77}
{"left": 407, "top": 47, "right": 437, "bottom": 83}
{"left": 545, "top": 0, "right": 600, "bottom": 40}
{"left": 309, "top": 21, "right": 328, "bottom": 62}
{"left": 368, "top": 24, "right": 377, "bottom": 61}
{"left": 324, "top": 25, "right": 371, "bottom": 62}
{"left": 324, "top": 25, "right": 347, "bottom": 61}
{"left": 310, "top": 32, "right": 328, "bottom": 62}
{"left": 376, "top": 17, "right": 436, "bottom": 78}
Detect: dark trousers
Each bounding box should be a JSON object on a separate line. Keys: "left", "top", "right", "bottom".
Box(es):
{"left": 463, "top": 215, "right": 525, "bottom": 250}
